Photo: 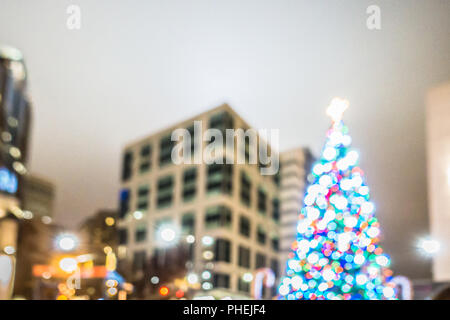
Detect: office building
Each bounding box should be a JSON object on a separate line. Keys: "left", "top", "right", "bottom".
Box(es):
{"left": 21, "top": 174, "right": 55, "bottom": 220}
{"left": 425, "top": 82, "right": 450, "bottom": 283}
{"left": 79, "top": 209, "right": 118, "bottom": 255}
{"left": 0, "top": 45, "right": 32, "bottom": 299}
{"left": 279, "top": 147, "right": 314, "bottom": 274}
{"left": 117, "top": 104, "right": 294, "bottom": 299}
{"left": 13, "top": 174, "right": 55, "bottom": 299}
{"left": 77, "top": 209, "right": 120, "bottom": 300}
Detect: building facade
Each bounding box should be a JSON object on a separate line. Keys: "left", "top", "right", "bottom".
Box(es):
{"left": 21, "top": 174, "right": 55, "bottom": 220}
{"left": 77, "top": 209, "right": 120, "bottom": 300}
{"left": 279, "top": 147, "right": 314, "bottom": 274}
{"left": 0, "top": 45, "right": 32, "bottom": 299}
{"left": 79, "top": 209, "right": 118, "bottom": 255}
{"left": 117, "top": 104, "right": 287, "bottom": 299}
{"left": 13, "top": 174, "right": 55, "bottom": 299}
{"left": 426, "top": 82, "right": 450, "bottom": 283}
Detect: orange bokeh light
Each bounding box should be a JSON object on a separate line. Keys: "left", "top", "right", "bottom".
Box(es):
{"left": 159, "top": 286, "right": 169, "bottom": 296}
{"left": 175, "top": 290, "right": 184, "bottom": 298}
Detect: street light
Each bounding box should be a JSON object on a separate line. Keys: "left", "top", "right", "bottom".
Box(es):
{"left": 156, "top": 224, "right": 180, "bottom": 247}
{"left": 201, "top": 236, "right": 214, "bottom": 246}
{"left": 161, "top": 228, "right": 176, "bottom": 242}
{"left": 186, "top": 235, "right": 195, "bottom": 244}
{"left": 187, "top": 273, "right": 199, "bottom": 285}
{"left": 55, "top": 233, "right": 79, "bottom": 252}
{"left": 417, "top": 237, "right": 441, "bottom": 256}
{"left": 150, "top": 276, "right": 159, "bottom": 284}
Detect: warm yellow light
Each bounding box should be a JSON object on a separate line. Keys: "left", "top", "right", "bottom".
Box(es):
{"left": 326, "top": 97, "right": 349, "bottom": 123}
{"left": 118, "top": 290, "right": 127, "bottom": 300}
{"left": 202, "top": 250, "right": 213, "bottom": 260}
{"left": 9, "top": 147, "right": 21, "bottom": 159}
{"left": 123, "top": 282, "right": 134, "bottom": 292}
{"left": 106, "top": 279, "right": 118, "bottom": 288}
{"left": 12, "top": 161, "right": 27, "bottom": 175}
{"left": 105, "top": 252, "right": 117, "bottom": 271}
{"left": 103, "top": 246, "right": 112, "bottom": 254}
{"left": 107, "top": 287, "right": 118, "bottom": 296}
{"left": 105, "top": 217, "right": 115, "bottom": 226}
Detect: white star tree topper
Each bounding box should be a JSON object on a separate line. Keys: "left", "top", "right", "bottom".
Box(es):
{"left": 326, "top": 97, "right": 349, "bottom": 123}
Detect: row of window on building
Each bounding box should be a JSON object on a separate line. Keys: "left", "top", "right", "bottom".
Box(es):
{"left": 118, "top": 208, "right": 279, "bottom": 249}
{"left": 120, "top": 166, "right": 279, "bottom": 220}
{"left": 130, "top": 238, "right": 279, "bottom": 288}
{"left": 121, "top": 111, "right": 280, "bottom": 185}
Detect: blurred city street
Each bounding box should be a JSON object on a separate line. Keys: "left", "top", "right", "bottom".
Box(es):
{"left": 0, "top": 0, "right": 449, "bottom": 301}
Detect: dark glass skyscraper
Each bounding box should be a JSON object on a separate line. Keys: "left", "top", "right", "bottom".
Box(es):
{"left": 0, "top": 45, "right": 32, "bottom": 300}
{"left": 0, "top": 45, "right": 31, "bottom": 198}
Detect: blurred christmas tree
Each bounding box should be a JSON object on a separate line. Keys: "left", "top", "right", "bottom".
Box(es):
{"left": 278, "top": 98, "right": 397, "bottom": 300}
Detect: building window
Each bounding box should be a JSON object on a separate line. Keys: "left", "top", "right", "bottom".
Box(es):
{"left": 270, "top": 259, "right": 279, "bottom": 278}
{"left": 183, "top": 167, "right": 197, "bottom": 202}
{"left": 154, "top": 218, "right": 171, "bottom": 236}
{"left": 133, "top": 251, "right": 146, "bottom": 272}
{"left": 122, "top": 151, "right": 133, "bottom": 181}
{"left": 182, "top": 213, "right": 195, "bottom": 235}
{"left": 135, "top": 224, "right": 147, "bottom": 242}
{"left": 152, "top": 248, "right": 163, "bottom": 267}
{"left": 212, "top": 273, "right": 230, "bottom": 289}
{"left": 157, "top": 176, "right": 174, "bottom": 208}
{"left": 140, "top": 144, "right": 152, "bottom": 173}
{"left": 205, "top": 206, "right": 232, "bottom": 229}
{"left": 271, "top": 236, "right": 279, "bottom": 251}
{"left": 243, "top": 134, "right": 251, "bottom": 164}
{"left": 272, "top": 198, "right": 280, "bottom": 222}
{"left": 255, "top": 253, "right": 266, "bottom": 268}
{"left": 213, "top": 239, "right": 231, "bottom": 263}
{"left": 137, "top": 184, "right": 149, "bottom": 211}
{"left": 238, "top": 278, "right": 250, "bottom": 293}
{"left": 118, "top": 228, "right": 128, "bottom": 245}
{"left": 187, "top": 125, "right": 196, "bottom": 159}
{"left": 119, "top": 189, "right": 130, "bottom": 219}
{"left": 159, "top": 134, "right": 174, "bottom": 167}
{"left": 207, "top": 163, "right": 233, "bottom": 195}
{"left": 257, "top": 225, "right": 266, "bottom": 245}
{"left": 238, "top": 246, "right": 251, "bottom": 268}
{"left": 257, "top": 187, "right": 267, "bottom": 214}
{"left": 273, "top": 166, "right": 281, "bottom": 186}
{"left": 209, "top": 111, "right": 234, "bottom": 134}
{"left": 240, "top": 171, "right": 251, "bottom": 207}
{"left": 239, "top": 215, "right": 251, "bottom": 238}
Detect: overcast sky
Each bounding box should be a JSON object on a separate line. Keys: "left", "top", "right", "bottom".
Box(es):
{"left": 1, "top": 0, "right": 449, "bottom": 279}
